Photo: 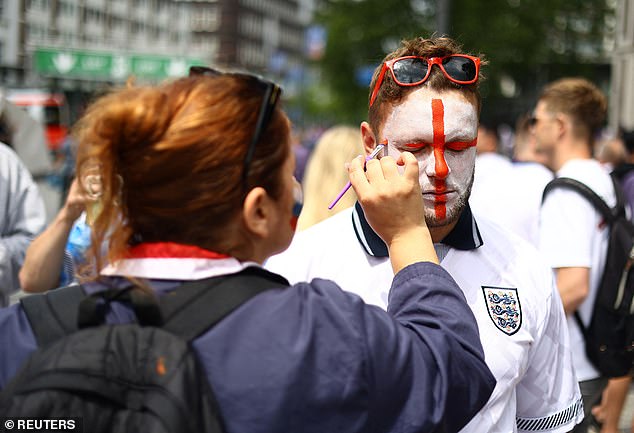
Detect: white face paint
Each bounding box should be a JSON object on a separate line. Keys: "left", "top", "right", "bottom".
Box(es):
{"left": 379, "top": 87, "right": 478, "bottom": 227}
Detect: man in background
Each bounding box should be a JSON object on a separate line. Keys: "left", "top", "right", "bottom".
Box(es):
{"left": 501, "top": 114, "right": 553, "bottom": 246}
{"left": 0, "top": 95, "right": 57, "bottom": 221}
{"left": 469, "top": 119, "right": 514, "bottom": 220}
{"left": 0, "top": 143, "right": 46, "bottom": 306}
{"left": 611, "top": 129, "right": 634, "bottom": 210}
{"left": 533, "top": 77, "right": 615, "bottom": 432}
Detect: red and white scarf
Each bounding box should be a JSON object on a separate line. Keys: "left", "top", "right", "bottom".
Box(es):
{"left": 100, "top": 242, "right": 259, "bottom": 280}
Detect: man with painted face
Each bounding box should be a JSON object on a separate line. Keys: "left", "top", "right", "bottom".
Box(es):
{"left": 267, "top": 36, "right": 582, "bottom": 433}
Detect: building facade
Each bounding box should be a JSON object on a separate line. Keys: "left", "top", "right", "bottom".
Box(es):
{"left": 611, "top": 0, "right": 634, "bottom": 130}
{"left": 0, "top": 0, "right": 203, "bottom": 90}
{"left": 183, "top": 0, "right": 315, "bottom": 96}
{"left": 1, "top": 0, "right": 316, "bottom": 92}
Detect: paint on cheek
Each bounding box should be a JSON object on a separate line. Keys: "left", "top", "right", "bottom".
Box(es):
{"left": 290, "top": 181, "right": 303, "bottom": 231}
{"left": 431, "top": 98, "right": 447, "bottom": 220}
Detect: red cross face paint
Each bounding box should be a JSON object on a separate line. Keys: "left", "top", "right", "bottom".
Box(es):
{"left": 381, "top": 88, "right": 478, "bottom": 226}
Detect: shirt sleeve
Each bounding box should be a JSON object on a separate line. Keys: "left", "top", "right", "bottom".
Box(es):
{"left": 515, "top": 272, "right": 583, "bottom": 432}
{"left": 0, "top": 147, "right": 46, "bottom": 304}
{"left": 358, "top": 262, "right": 496, "bottom": 433}
{"left": 539, "top": 189, "right": 596, "bottom": 269}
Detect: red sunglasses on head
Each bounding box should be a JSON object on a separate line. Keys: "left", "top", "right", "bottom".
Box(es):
{"left": 369, "top": 54, "right": 481, "bottom": 107}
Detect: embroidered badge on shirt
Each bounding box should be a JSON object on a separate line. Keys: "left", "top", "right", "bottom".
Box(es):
{"left": 482, "top": 286, "right": 522, "bottom": 335}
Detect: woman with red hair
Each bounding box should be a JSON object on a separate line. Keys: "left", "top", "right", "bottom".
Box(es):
{"left": 0, "top": 71, "right": 494, "bottom": 432}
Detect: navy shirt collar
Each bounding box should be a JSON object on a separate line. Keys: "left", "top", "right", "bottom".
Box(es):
{"left": 351, "top": 201, "right": 483, "bottom": 258}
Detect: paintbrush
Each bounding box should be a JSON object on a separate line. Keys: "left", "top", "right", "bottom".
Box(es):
{"left": 328, "top": 143, "right": 385, "bottom": 210}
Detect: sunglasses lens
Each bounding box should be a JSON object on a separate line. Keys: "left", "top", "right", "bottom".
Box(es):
{"left": 392, "top": 58, "right": 429, "bottom": 84}
{"left": 442, "top": 56, "right": 477, "bottom": 82}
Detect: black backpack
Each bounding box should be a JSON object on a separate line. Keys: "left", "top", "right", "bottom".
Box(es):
{"left": 543, "top": 175, "right": 634, "bottom": 378}
{"left": 0, "top": 267, "right": 288, "bottom": 432}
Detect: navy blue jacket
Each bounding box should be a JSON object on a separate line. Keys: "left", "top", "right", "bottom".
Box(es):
{"left": 0, "top": 262, "right": 495, "bottom": 432}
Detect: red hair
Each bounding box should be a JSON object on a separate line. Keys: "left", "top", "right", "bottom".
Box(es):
{"left": 74, "top": 75, "right": 290, "bottom": 276}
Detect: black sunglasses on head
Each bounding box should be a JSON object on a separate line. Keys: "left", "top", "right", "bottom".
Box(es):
{"left": 189, "top": 66, "right": 282, "bottom": 190}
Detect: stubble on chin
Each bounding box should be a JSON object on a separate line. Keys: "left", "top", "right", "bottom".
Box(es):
{"left": 423, "top": 174, "right": 474, "bottom": 228}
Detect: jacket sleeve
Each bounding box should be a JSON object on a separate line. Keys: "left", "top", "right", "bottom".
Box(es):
{"left": 359, "top": 261, "right": 495, "bottom": 433}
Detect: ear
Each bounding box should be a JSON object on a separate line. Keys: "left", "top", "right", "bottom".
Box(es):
{"left": 242, "top": 187, "right": 274, "bottom": 239}
{"left": 555, "top": 113, "right": 568, "bottom": 139}
{"left": 360, "top": 121, "right": 378, "bottom": 156}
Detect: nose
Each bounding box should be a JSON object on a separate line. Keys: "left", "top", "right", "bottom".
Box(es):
{"left": 422, "top": 148, "right": 450, "bottom": 179}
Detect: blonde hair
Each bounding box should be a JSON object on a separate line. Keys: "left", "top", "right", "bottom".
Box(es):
{"left": 297, "top": 126, "right": 365, "bottom": 230}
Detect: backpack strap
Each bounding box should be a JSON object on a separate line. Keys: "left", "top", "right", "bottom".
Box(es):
{"left": 543, "top": 176, "right": 634, "bottom": 344}
{"left": 20, "top": 267, "right": 289, "bottom": 346}
{"left": 609, "top": 172, "right": 629, "bottom": 220}
{"left": 20, "top": 284, "right": 86, "bottom": 347}
{"left": 160, "top": 266, "right": 289, "bottom": 341}
{"left": 77, "top": 286, "right": 164, "bottom": 329}
{"left": 543, "top": 177, "right": 617, "bottom": 339}
{"left": 542, "top": 177, "right": 617, "bottom": 223}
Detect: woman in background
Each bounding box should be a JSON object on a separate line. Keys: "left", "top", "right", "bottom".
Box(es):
{"left": 297, "top": 125, "right": 364, "bottom": 230}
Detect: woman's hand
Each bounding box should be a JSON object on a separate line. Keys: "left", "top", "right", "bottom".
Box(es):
{"left": 59, "top": 178, "right": 87, "bottom": 223}
{"left": 348, "top": 151, "right": 438, "bottom": 273}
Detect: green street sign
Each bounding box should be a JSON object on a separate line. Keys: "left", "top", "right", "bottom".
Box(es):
{"left": 34, "top": 49, "right": 112, "bottom": 78}
{"left": 34, "top": 48, "right": 205, "bottom": 81}
{"left": 130, "top": 55, "right": 192, "bottom": 79}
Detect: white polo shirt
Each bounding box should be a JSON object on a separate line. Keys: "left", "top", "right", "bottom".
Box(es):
{"left": 267, "top": 203, "right": 582, "bottom": 433}
{"left": 539, "top": 158, "right": 616, "bottom": 382}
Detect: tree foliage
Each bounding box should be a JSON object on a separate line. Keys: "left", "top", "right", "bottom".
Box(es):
{"left": 450, "top": 0, "right": 613, "bottom": 120}
{"left": 310, "top": 0, "right": 614, "bottom": 125}
{"left": 311, "top": 0, "right": 433, "bottom": 124}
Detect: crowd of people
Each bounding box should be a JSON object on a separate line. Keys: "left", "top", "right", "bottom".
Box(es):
{"left": 0, "top": 34, "right": 632, "bottom": 433}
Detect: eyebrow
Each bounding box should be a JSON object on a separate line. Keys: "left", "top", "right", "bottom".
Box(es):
{"left": 394, "top": 136, "right": 432, "bottom": 147}
{"left": 398, "top": 134, "right": 476, "bottom": 148}
{"left": 445, "top": 132, "right": 476, "bottom": 142}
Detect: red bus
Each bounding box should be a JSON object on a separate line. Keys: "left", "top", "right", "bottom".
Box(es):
{"left": 5, "top": 90, "right": 70, "bottom": 151}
